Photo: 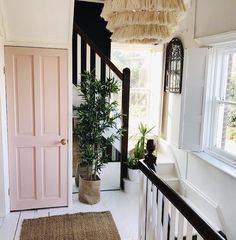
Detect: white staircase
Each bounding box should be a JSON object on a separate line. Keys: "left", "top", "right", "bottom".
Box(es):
{"left": 124, "top": 138, "right": 223, "bottom": 236}
{"left": 155, "top": 140, "right": 224, "bottom": 237}
{"left": 156, "top": 160, "right": 180, "bottom": 193}
{"left": 139, "top": 158, "right": 226, "bottom": 240}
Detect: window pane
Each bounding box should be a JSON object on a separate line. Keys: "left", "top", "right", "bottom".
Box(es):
{"left": 112, "top": 50, "right": 150, "bottom": 88}
{"left": 216, "top": 103, "right": 236, "bottom": 156}
{"left": 110, "top": 72, "right": 122, "bottom": 113}
{"left": 225, "top": 53, "right": 236, "bottom": 102}
{"left": 111, "top": 44, "right": 162, "bottom": 139}
{"left": 129, "top": 91, "right": 149, "bottom": 134}
{"left": 112, "top": 47, "right": 152, "bottom": 137}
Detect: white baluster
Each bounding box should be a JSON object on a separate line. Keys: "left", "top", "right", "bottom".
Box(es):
{"left": 177, "top": 212, "right": 184, "bottom": 240}
{"left": 186, "top": 221, "right": 193, "bottom": 240}
{"left": 151, "top": 186, "right": 157, "bottom": 239}
{"left": 138, "top": 172, "right": 143, "bottom": 240}
{"left": 162, "top": 196, "right": 169, "bottom": 240}
{"left": 169, "top": 204, "right": 177, "bottom": 240}
{"left": 95, "top": 54, "right": 101, "bottom": 79}
{"left": 86, "top": 44, "right": 91, "bottom": 72}
{"left": 157, "top": 190, "right": 163, "bottom": 239}
{"left": 105, "top": 64, "right": 110, "bottom": 80}
{"left": 139, "top": 173, "right": 147, "bottom": 240}
{"left": 77, "top": 35, "right": 81, "bottom": 84}
{"left": 146, "top": 180, "right": 153, "bottom": 240}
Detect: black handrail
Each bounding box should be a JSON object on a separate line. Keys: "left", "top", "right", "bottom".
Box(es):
{"left": 138, "top": 160, "right": 225, "bottom": 240}
{"left": 73, "top": 23, "right": 123, "bottom": 79}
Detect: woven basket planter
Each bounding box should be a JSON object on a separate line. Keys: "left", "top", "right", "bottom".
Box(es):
{"left": 79, "top": 176, "right": 101, "bottom": 204}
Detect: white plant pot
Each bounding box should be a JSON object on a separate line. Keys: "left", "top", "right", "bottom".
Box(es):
{"left": 124, "top": 178, "right": 139, "bottom": 194}
{"left": 128, "top": 168, "right": 140, "bottom": 182}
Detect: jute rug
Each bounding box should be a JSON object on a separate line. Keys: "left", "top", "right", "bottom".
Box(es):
{"left": 20, "top": 211, "right": 121, "bottom": 240}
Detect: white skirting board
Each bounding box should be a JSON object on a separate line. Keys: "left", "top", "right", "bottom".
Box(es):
{"left": 180, "top": 178, "right": 223, "bottom": 231}
{"left": 100, "top": 162, "right": 121, "bottom": 191}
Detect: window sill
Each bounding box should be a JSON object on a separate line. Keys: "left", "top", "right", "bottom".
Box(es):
{"left": 192, "top": 151, "right": 236, "bottom": 179}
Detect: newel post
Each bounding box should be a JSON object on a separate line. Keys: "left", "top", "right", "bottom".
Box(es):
{"left": 120, "top": 68, "right": 130, "bottom": 190}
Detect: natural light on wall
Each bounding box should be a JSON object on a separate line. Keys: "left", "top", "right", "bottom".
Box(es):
{"left": 111, "top": 43, "right": 163, "bottom": 147}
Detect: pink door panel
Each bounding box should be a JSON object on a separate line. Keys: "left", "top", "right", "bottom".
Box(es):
{"left": 5, "top": 47, "right": 68, "bottom": 211}
{"left": 17, "top": 147, "right": 36, "bottom": 200}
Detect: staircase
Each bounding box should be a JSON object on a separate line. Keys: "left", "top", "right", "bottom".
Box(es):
{"left": 73, "top": 23, "right": 130, "bottom": 189}
{"left": 142, "top": 139, "right": 227, "bottom": 239}
{"left": 157, "top": 161, "right": 180, "bottom": 193}
{"left": 138, "top": 159, "right": 226, "bottom": 240}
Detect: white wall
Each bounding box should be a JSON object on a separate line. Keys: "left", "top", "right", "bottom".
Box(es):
{"left": 187, "top": 154, "right": 236, "bottom": 237}
{"left": 0, "top": 37, "right": 9, "bottom": 217}
{"left": 0, "top": 0, "right": 9, "bottom": 217}
{"left": 2, "top": 0, "right": 73, "bottom": 48}
{"left": 161, "top": 0, "right": 236, "bottom": 239}
{"left": 175, "top": 0, "right": 198, "bottom": 48}
{"left": 161, "top": 0, "right": 198, "bottom": 143}
{"left": 195, "top": 0, "right": 236, "bottom": 38}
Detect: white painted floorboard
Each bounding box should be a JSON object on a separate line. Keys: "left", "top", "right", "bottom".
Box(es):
{"left": 0, "top": 212, "right": 20, "bottom": 240}
{"left": 0, "top": 191, "right": 139, "bottom": 240}
{"left": 0, "top": 218, "right": 4, "bottom": 228}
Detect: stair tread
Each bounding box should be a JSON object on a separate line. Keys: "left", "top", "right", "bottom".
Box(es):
{"left": 156, "top": 153, "right": 175, "bottom": 164}
{"left": 156, "top": 162, "right": 177, "bottom": 177}
{"left": 158, "top": 174, "right": 179, "bottom": 181}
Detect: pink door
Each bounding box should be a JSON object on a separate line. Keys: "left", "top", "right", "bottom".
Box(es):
{"left": 5, "top": 47, "right": 68, "bottom": 211}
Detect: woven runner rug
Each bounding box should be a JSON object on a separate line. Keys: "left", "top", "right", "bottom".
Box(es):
{"left": 20, "top": 211, "right": 121, "bottom": 240}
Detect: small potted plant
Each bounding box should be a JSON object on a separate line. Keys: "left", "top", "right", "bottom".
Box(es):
{"left": 128, "top": 123, "right": 154, "bottom": 182}
{"left": 74, "top": 71, "right": 121, "bottom": 204}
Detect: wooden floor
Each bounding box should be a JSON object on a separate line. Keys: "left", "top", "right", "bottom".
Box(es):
{"left": 0, "top": 191, "right": 139, "bottom": 240}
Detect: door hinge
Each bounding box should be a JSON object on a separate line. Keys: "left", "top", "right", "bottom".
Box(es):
{"left": 3, "top": 66, "right": 5, "bottom": 74}
{"left": 8, "top": 188, "right": 10, "bottom": 196}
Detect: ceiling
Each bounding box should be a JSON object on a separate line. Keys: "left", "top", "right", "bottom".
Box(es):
{"left": 0, "top": 0, "right": 74, "bottom": 48}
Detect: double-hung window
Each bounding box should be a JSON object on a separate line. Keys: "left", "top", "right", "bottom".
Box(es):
{"left": 206, "top": 47, "right": 236, "bottom": 166}
{"left": 179, "top": 46, "right": 236, "bottom": 167}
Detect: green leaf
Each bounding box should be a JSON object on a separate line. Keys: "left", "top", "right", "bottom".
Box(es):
{"left": 74, "top": 71, "right": 123, "bottom": 180}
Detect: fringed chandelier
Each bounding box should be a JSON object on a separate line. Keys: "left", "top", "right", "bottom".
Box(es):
{"left": 101, "top": 0, "right": 188, "bottom": 44}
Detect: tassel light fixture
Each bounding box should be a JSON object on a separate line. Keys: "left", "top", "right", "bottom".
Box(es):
{"left": 101, "top": 0, "right": 188, "bottom": 44}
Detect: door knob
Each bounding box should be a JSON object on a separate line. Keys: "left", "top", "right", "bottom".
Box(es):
{"left": 60, "top": 138, "right": 67, "bottom": 145}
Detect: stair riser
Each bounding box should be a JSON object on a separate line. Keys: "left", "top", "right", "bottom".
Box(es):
{"left": 165, "top": 180, "right": 180, "bottom": 192}
{"left": 157, "top": 163, "right": 177, "bottom": 177}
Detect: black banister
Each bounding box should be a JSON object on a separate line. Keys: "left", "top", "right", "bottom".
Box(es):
{"left": 73, "top": 23, "right": 123, "bottom": 80}
{"left": 138, "top": 160, "right": 225, "bottom": 240}
{"left": 120, "top": 68, "right": 130, "bottom": 189}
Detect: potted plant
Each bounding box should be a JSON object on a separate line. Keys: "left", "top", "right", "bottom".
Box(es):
{"left": 74, "top": 71, "right": 121, "bottom": 204}
{"left": 128, "top": 123, "right": 154, "bottom": 182}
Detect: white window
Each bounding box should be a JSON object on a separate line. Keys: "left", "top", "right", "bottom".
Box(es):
{"left": 111, "top": 43, "right": 163, "bottom": 140}
{"left": 179, "top": 46, "right": 236, "bottom": 167}
{"left": 205, "top": 47, "right": 236, "bottom": 166}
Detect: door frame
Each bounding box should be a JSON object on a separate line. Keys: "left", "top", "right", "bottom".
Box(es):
{"left": 0, "top": 43, "right": 73, "bottom": 216}
{"left": 0, "top": 36, "right": 10, "bottom": 217}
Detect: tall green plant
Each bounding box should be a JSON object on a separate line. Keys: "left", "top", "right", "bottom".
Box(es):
{"left": 74, "top": 71, "right": 122, "bottom": 181}
{"left": 128, "top": 123, "right": 154, "bottom": 169}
